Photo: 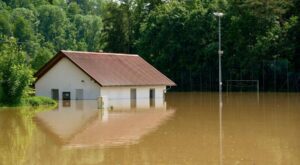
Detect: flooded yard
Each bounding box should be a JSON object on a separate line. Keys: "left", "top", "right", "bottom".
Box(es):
{"left": 0, "top": 92, "right": 300, "bottom": 165}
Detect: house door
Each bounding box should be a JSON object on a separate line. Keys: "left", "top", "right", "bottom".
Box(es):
{"left": 51, "top": 89, "right": 59, "bottom": 100}
{"left": 130, "top": 88, "right": 136, "bottom": 100}
{"left": 62, "top": 92, "right": 71, "bottom": 100}
{"left": 130, "top": 88, "right": 136, "bottom": 108}
{"left": 149, "top": 88, "right": 155, "bottom": 107}
{"left": 76, "top": 89, "right": 83, "bottom": 100}
{"left": 150, "top": 88, "right": 155, "bottom": 99}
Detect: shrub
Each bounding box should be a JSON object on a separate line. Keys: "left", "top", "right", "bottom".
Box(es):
{"left": 0, "top": 37, "right": 34, "bottom": 104}
{"left": 23, "top": 96, "right": 57, "bottom": 107}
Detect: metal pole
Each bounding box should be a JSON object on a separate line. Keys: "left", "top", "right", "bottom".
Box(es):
{"left": 219, "top": 16, "right": 223, "bottom": 165}
{"left": 215, "top": 13, "right": 224, "bottom": 165}
{"left": 217, "top": 14, "right": 223, "bottom": 109}
{"left": 218, "top": 16, "right": 222, "bottom": 102}
{"left": 214, "top": 12, "right": 224, "bottom": 165}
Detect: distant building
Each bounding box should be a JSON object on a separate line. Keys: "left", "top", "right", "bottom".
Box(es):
{"left": 34, "top": 50, "right": 176, "bottom": 100}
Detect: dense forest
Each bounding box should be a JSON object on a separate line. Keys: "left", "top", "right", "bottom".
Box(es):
{"left": 0, "top": 0, "right": 300, "bottom": 103}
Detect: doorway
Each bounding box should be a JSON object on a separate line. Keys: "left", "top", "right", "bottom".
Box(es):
{"left": 51, "top": 89, "right": 59, "bottom": 100}
{"left": 62, "top": 92, "right": 71, "bottom": 100}
{"left": 76, "top": 89, "right": 83, "bottom": 100}
{"left": 150, "top": 88, "right": 155, "bottom": 99}
{"left": 150, "top": 88, "right": 155, "bottom": 107}
{"left": 130, "top": 88, "right": 136, "bottom": 108}
{"left": 130, "top": 88, "right": 136, "bottom": 100}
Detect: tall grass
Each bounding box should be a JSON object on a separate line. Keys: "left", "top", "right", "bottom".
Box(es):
{"left": 22, "top": 96, "right": 57, "bottom": 107}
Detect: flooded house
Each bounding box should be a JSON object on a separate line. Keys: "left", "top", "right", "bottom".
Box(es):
{"left": 34, "top": 50, "right": 176, "bottom": 101}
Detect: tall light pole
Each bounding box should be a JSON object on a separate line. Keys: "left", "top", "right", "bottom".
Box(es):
{"left": 214, "top": 11, "right": 224, "bottom": 165}
{"left": 213, "top": 12, "right": 224, "bottom": 100}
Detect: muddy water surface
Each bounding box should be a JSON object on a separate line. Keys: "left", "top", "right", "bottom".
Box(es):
{"left": 0, "top": 92, "right": 300, "bottom": 165}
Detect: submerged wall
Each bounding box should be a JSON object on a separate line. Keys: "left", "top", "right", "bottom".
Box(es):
{"left": 100, "top": 86, "right": 166, "bottom": 99}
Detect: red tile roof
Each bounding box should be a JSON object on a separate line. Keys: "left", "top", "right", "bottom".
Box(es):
{"left": 35, "top": 50, "right": 176, "bottom": 86}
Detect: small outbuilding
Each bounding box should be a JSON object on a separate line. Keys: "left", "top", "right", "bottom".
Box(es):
{"left": 35, "top": 50, "right": 176, "bottom": 100}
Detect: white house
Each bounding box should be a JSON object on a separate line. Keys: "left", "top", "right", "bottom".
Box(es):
{"left": 34, "top": 50, "right": 176, "bottom": 101}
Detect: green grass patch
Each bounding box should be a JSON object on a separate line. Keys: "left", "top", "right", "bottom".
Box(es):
{"left": 22, "top": 96, "right": 57, "bottom": 107}
{"left": 0, "top": 95, "right": 57, "bottom": 108}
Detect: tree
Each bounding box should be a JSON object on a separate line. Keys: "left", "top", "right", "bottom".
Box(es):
{"left": 37, "top": 5, "right": 68, "bottom": 50}
{"left": 11, "top": 8, "right": 37, "bottom": 41}
{"left": 102, "top": 1, "right": 131, "bottom": 53}
{"left": 0, "top": 37, "right": 34, "bottom": 104}
{"left": 221, "top": 0, "right": 295, "bottom": 90}
{"left": 0, "top": 9, "right": 13, "bottom": 36}
{"left": 137, "top": 1, "right": 220, "bottom": 90}
{"left": 31, "top": 46, "right": 54, "bottom": 70}
{"left": 73, "top": 14, "right": 104, "bottom": 51}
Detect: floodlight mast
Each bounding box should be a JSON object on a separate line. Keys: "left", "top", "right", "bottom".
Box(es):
{"left": 213, "top": 12, "right": 224, "bottom": 102}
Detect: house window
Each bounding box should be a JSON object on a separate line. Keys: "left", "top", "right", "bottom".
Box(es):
{"left": 51, "top": 89, "right": 59, "bottom": 100}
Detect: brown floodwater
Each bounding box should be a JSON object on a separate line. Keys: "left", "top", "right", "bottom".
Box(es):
{"left": 0, "top": 92, "right": 300, "bottom": 165}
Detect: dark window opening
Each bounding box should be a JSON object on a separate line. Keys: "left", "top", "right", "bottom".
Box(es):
{"left": 130, "top": 88, "right": 137, "bottom": 108}
{"left": 62, "top": 92, "right": 71, "bottom": 100}
{"left": 150, "top": 88, "right": 155, "bottom": 99}
{"left": 150, "top": 88, "right": 155, "bottom": 107}
{"left": 51, "top": 89, "right": 59, "bottom": 100}
{"left": 130, "top": 88, "right": 136, "bottom": 100}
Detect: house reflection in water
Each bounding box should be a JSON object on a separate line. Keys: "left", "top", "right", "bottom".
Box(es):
{"left": 107, "top": 98, "right": 165, "bottom": 110}
{"left": 34, "top": 98, "right": 174, "bottom": 148}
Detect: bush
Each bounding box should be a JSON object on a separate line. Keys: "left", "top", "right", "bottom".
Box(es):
{"left": 23, "top": 96, "right": 57, "bottom": 107}
{"left": 0, "top": 37, "right": 34, "bottom": 104}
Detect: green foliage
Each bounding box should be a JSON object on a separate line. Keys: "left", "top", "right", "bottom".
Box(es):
{"left": 22, "top": 96, "right": 57, "bottom": 107}
{"left": 73, "top": 14, "right": 104, "bottom": 51}
{"left": 0, "top": 37, "right": 34, "bottom": 104}
{"left": 0, "top": 86, "right": 3, "bottom": 102}
{"left": 102, "top": 1, "right": 131, "bottom": 52}
{"left": 37, "top": 5, "right": 68, "bottom": 50}
{"left": 0, "top": 9, "right": 13, "bottom": 36}
{"left": 137, "top": 1, "right": 218, "bottom": 90}
{"left": 11, "top": 8, "right": 37, "bottom": 42}
{"left": 31, "top": 46, "right": 54, "bottom": 70}
{"left": 0, "top": 0, "right": 299, "bottom": 92}
{"left": 67, "top": 2, "right": 81, "bottom": 17}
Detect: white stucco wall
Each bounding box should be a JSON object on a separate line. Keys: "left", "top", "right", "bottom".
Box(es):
{"left": 35, "top": 58, "right": 101, "bottom": 100}
{"left": 101, "top": 86, "right": 166, "bottom": 109}
{"left": 100, "top": 86, "right": 166, "bottom": 99}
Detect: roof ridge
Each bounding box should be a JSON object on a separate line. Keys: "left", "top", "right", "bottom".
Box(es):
{"left": 61, "top": 50, "right": 139, "bottom": 57}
